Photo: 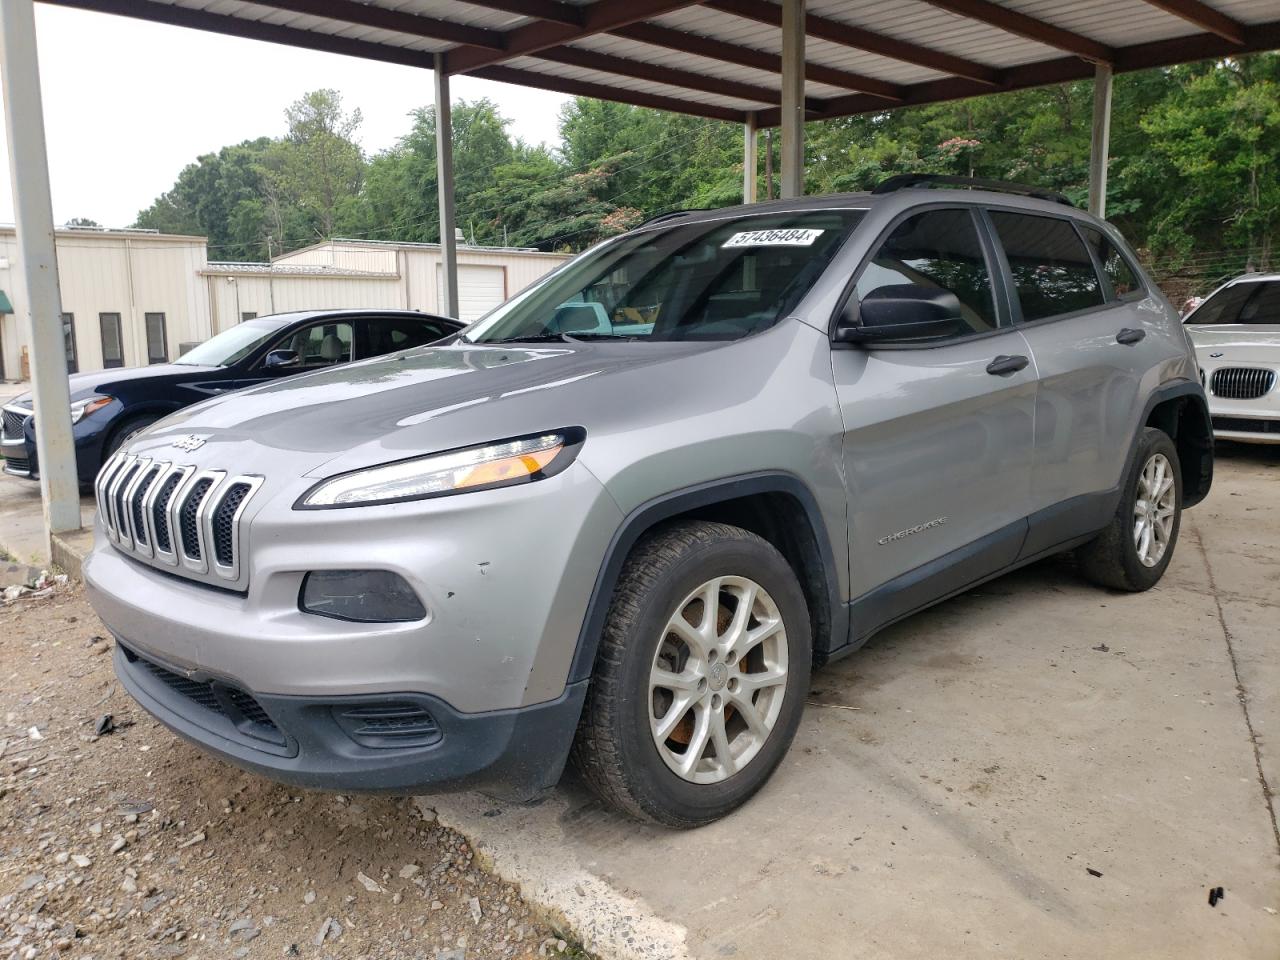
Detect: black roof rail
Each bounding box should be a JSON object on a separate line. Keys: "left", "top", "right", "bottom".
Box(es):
{"left": 636, "top": 207, "right": 715, "bottom": 228}
{"left": 871, "top": 174, "right": 1075, "bottom": 207}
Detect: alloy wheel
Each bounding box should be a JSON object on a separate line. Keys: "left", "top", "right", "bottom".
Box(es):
{"left": 1133, "top": 452, "right": 1176, "bottom": 567}
{"left": 648, "top": 576, "right": 788, "bottom": 784}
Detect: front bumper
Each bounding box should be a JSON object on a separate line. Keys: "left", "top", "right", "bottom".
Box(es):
{"left": 113, "top": 641, "right": 587, "bottom": 797}
{"left": 84, "top": 459, "right": 621, "bottom": 795}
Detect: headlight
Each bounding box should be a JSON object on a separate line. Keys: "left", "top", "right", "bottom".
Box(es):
{"left": 70, "top": 396, "right": 113, "bottom": 424}
{"left": 296, "top": 428, "right": 584, "bottom": 508}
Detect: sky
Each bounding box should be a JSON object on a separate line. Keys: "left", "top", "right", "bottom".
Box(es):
{"left": 0, "top": 4, "right": 571, "bottom": 228}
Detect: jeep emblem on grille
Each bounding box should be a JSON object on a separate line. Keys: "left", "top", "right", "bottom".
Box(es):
{"left": 171, "top": 434, "right": 207, "bottom": 452}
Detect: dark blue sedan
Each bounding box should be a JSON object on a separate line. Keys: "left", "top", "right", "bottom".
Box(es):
{"left": 1, "top": 309, "right": 462, "bottom": 485}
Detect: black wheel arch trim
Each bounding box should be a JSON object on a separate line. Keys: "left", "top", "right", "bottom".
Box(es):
{"left": 1138, "top": 379, "right": 1213, "bottom": 509}
{"left": 567, "top": 471, "right": 847, "bottom": 684}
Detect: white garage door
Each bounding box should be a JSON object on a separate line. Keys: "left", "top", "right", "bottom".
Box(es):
{"left": 437, "top": 263, "right": 506, "bottom": 321}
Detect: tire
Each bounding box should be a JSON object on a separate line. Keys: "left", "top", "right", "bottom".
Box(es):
{"left": 1077, "top": 427, "right": 1182, "bottom": 592}
{"left": 572, "top": 520, "right": 812, "bottom": 827}
{"left": 103, "top": 414, "right": 158, "bottom": 462}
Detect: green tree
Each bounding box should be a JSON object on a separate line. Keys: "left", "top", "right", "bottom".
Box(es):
{"left": 268, "top": 89, "right": 365, "bottom": 240}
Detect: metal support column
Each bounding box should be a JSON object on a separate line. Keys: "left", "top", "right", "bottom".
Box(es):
{"left": 0, "top": 0, "right": 80, "bottom": 538}
{"left": 743, "top": 112, "right": 758, "bottom": 204}
{"left": 433, "top": 53, "right": 459, "bottom": 319}
{"left": 1088, "top": 62, "right": 1113, "bottom": 219}
{"left": 779, "top": 0, "right": 805, "bottom": 199}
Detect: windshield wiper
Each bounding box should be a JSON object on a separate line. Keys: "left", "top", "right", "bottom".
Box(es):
{"left": 478, "top": 332, "right": 574, "bottom": 344}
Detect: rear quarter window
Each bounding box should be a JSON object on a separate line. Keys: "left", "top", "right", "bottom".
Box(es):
{"left": 1080, "top": 226, "right": 1143, "bottom": 299}
{"left": 989, "top": 211, "right": 1105, "bottom": 322}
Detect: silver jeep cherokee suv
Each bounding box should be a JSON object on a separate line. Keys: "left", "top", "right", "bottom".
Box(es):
{"left": 85, "top": 176, "right": 1213, "bottom": 827}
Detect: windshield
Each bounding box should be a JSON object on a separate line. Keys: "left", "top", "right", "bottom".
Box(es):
{"left": 465, "top": 210, "right": 864, "bottom": 344}
{"left": 1186, "top": 280, "right": 1280, "bottom": 325}
{"left": 175, "top": 320, "right": 281, "bottom": 366}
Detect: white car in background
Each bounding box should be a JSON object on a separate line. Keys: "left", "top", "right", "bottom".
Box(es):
{"left": 1184, "top": 274, "right": 1280, "bottom": 444}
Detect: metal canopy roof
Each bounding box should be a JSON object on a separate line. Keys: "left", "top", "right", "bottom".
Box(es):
{"left": 45, "top": 0, "right": 1280, "bottom": 125}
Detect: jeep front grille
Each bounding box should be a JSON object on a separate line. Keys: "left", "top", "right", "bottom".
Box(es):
{"left": 95, "top": 453, "right": 263, "bottom": 587}
{"left": 1210, "top": 366, "right": 1276, "bottom": 400}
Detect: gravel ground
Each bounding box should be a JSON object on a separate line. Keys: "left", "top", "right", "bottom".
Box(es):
{"left": 0, "top": 583, "right": 589, "bottom": 960}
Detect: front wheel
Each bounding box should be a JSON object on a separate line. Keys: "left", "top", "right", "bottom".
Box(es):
{"left": 572, "top": 521, "right": 812, "bottom": 827}
{"left": 1077, "top": 427, "right": 1182, "bottom": 591}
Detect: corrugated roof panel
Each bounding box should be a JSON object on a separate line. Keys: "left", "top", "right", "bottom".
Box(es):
{"left": 808, "top": 0, "right": 1060, "bottom": 68}
{"left": 370, "top": 0, "right": 528, "bottom": 32}
{"left": 1217, "top": 0, "right": 1280, "bottom": 24}
{"left": 1000, "top": 0, "right": 1199, "bottom": 47}
{"left": 506, "top": 55, "right": 768, "bottom": 111}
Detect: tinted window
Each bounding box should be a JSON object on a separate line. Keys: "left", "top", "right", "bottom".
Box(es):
{"left": 990, "top": 212, "right": 1105, "bottom": 321}
{"left": 855, "top": 208, "right": 997, "bottom": 334}
{"left": 99, "top": 313, "right": 124, "bottom": 368}
{"left": 271, "top": 321, "right": 352, "bottom": 368}
{"left": 1239, "top": 282, "right": 1280, "bottom": 324}
{"left": 1081, "top": 226, "right": 1142, "bottom": 298}
{"left": 467, "top": 211, "right": 863, "bottom": 343}
{"left": 145, "top": 312, "right": 167, "bottom": 364}
{"left": 361, "top": 316, "right": 450, "bottom": 358}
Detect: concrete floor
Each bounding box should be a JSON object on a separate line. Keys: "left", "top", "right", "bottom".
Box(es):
{"left": 427, "top": 445, "right": 1280, "bottom": 960}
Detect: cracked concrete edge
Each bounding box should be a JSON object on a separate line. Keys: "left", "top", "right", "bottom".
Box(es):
{"left": 417, "top": 794, "right": 692, "bottom": 960}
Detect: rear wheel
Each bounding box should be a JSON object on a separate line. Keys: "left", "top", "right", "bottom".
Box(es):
{"left": 572, "top": 521, "right": 811, "bottom": 827}
{"left": 1078, "top": 427, "right": 1182, "bottom": 591}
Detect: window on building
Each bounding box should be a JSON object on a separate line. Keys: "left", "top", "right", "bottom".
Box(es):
{"left": 854, "top": 208, "right": 998, "bottom": 335}
{"left": 241, "top": 312, "right": 258, "bottom": 322}
{"left": 989, "top": 212, "right": 1105, "bottom": 321}
{"left": 1080, "top": 226, "right": 1142, "bottom": 299}
{"left": 99, "top": 312, "right": 124, "bottom": 368}
{"left": 62, "top": 313, "right": 77, "bottom": 374}
{"left": 144, "top": 312, "right": 168, "bottom": 364}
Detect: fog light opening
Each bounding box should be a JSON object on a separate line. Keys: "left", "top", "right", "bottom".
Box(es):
{"left": 299, "top": 570, "right": 427, "bottom": 623}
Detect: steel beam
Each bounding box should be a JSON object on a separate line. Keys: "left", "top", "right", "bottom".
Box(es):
{"left": 434, "top": 54, "right": 459, "bottom": 319}
{"left": 1088, "top": 62, "right": 1113, "bottom": 218}
{"left": 779, "top": 0, "right": 804, "bottom": 199}
{"left": 0, "top": 0, "right": 81, "bottom": 537}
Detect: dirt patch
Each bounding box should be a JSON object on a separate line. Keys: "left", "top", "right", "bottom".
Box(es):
{"left": 1, "top": 584, "right": 587, "bottom": 960}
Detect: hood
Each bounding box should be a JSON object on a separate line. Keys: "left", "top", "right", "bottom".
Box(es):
{"left": 131, "top": 339, "right": 721, "bottom": 477}
{"left": 10, "top": 363, "right": 218, "bottom": 406}
{"left": 1186, "top": 324, "right": 1280, "bottom": 363}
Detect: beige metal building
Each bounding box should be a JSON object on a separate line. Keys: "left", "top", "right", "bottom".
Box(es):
{"left": 0, "top": 228, "right": 569, "bottom": 379}
{"left": 208, "top": 239, "right": 569, "bottom": 331}
{"left": 0, "top": 226, "right": 210, "bottom": 380}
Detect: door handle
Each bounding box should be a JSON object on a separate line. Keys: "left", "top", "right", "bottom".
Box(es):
{"left": 1116, "top": 327, "right": 1146, "bottom": 345}
{"left": 986, "top": 354, "right": 1029, "bottom": 376}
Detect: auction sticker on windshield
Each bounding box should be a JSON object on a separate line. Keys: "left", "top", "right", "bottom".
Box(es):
{"left": 722, "top": 228, "right": 824, "bottom": 248}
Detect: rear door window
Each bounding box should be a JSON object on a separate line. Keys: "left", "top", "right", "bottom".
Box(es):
{"left": 359, "top": 316, "right": 452, "bottom": 359}
{"left": 989, "top": 212, "right": 1105, "bottom": 321}
{"left": 855, "top": 207, "right": 998, "bottom": 335}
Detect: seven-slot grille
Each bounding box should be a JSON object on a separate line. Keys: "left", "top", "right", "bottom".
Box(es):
{"left": 95, "top": 452, "right": 263, "bottom": 587}
{"left": 1210, "top": 367, "right": 1276, "bottom": 400}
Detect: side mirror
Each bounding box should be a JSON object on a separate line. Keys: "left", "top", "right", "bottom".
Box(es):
{"left": 263, "top": 348, "right": 300, "bottom": 369}
{"left": 834, "top": 285, "right": 965, "bottom": 344}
